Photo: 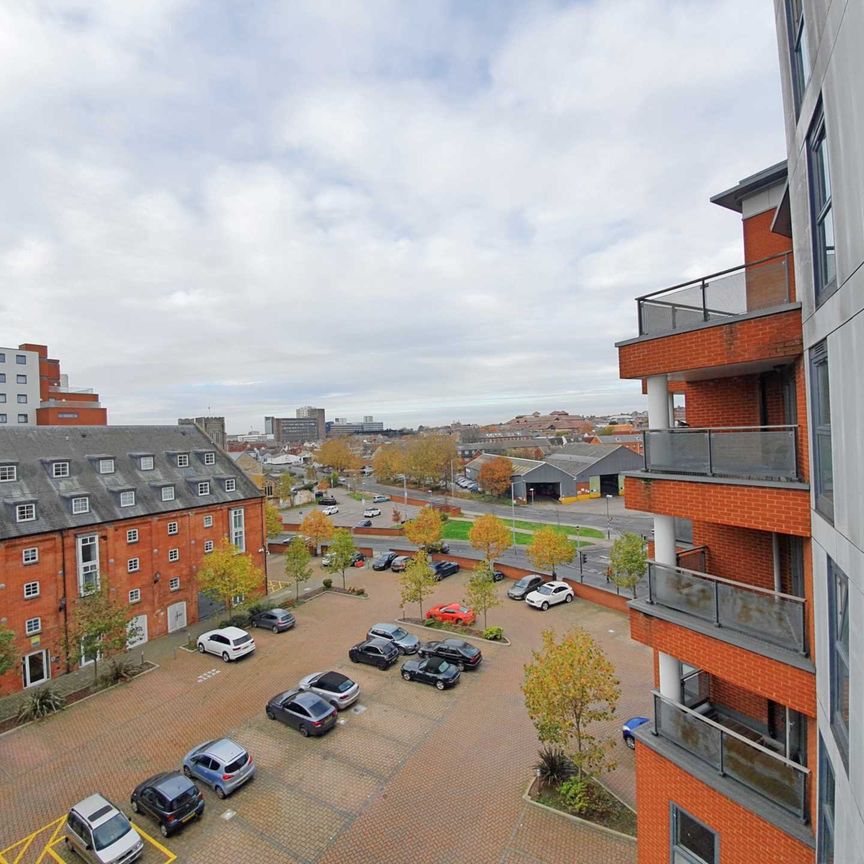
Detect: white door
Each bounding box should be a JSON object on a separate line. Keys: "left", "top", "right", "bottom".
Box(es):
{"left": 127, "top": 614, "right": 148, "bottom": 648}
{"left": 167, "top": 602, "right": 187, "bottom": 633}
{"left": 23, "top": 650, "right": 50, "bottom": 688}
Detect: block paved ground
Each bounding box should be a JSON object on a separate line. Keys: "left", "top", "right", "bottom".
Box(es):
{"left": 0, "top": 567, "right": 649, "bottom": 864}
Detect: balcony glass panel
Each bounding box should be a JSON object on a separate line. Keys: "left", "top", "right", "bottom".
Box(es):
{"left": 655, "top": 693, "right": 721, "bottom": 766}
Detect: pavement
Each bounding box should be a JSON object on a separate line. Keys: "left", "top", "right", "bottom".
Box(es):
{"left": 0, "top": 565, "right": 649, "bottom": 864}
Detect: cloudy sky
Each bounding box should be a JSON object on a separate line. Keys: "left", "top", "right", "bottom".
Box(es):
{"left": 0, "top": 1, "right": 785, "bottom": 432}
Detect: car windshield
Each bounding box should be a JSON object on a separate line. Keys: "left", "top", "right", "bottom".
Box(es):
{"left": 514, "top": 577, "right": 531, "bottom": 588}
{"left": 536, "top": 585, "right": 554, "bottom": 595}
{"left": 167, "top": 786, "right": 198, "bottom": 811}
{"left": 391, "top": 628, "right": 408, "bottom": 640}
{"left": 318, "top": 672, "right": 353, "bottom": 692}
{"left": 232, "top": 634, "right": 251, "bottom": 646}
{"left": 92, "top": 813, "right": 131, "bottom": 851}
{"left": 224, "top": 752, "right": 249, "bottom": 773}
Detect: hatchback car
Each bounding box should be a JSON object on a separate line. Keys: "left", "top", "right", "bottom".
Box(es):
{"left": 372, "top": 494, "right": 390, "bottom": 503}
{"left": 425, "top": 603, "right": 476, "bottom": 626}
{"left": 507, "top": 574, "right": 545, "bottom": 600}
{"left": 367, "top": 623, "right": 420, "bottom": 654}
{"left": 318, "top": 495, "right": 337, "bottom": 505}
{"left": 182, "top": 738, "right": 255, "bottom": 799}
{"left": 250, "top": 608, "right": 295, "bottom": 633}
{"left": 322, "top": 505, "right": 339, "bottom": 516}
{"left": 65, "top": 794, "right": 143, "bottom": 864}
{"left": 432, "top": 560, "right": 459, "bottom": 580}
{"left": 372, "top": 551, "right": 399, "bottom": 570}
{"left": 351, "top": 551, "right": 367, "bottom": 567}
{"left": 362, "top": 507, "right": 381, "bottom": 517}
{"left": 418, "top": 638, "right": 482, "bottom": 669}
{"left": 492, "top": 569, "right": 506, "bottom": 582}
{"left": 130, "top": 772, "right": 204, "bottom": 837}
{"left": 390, "top": 555, "right": 412, "bottom": 572}
{"left": 525, "top": 580, "right": 575, "bottom": 610}
{"left": 266, "top": 689, "right": 337, "bottom": 737}
{"left": 196, "top": 627, "right": 255, "bottom": 662}
{"left": 622, "top": 716, "right": 650, "bottom": 749}
{"left": 348, "top": 637, "right": 400, "bottom": 669}
{"left": 298, "top": 670, "right": 360, "bottom": 710}
{"left": 401, "top": 656, "right": 461, "bottom": 690}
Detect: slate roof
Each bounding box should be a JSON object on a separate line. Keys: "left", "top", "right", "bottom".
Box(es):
{"left": 0, "top": 426, "right": 262, "bottom": 541}
{"left": 465, "top": 452, "right": 549, "bottom": 477}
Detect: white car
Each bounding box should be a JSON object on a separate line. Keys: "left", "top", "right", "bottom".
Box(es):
{"left": 197, "top": 627, "right": 256, "bottom": 662}
{"left": 64, "top": 793, "right": 143, "bottom": 864}
{"left": 372, "top": 494, "right": 389, "bottom": 503}
{"left": 298, "top": 671, "right": 360, "bottom": 710}
{"left": 363, "top": 507, "right": 381, "bottom": 518}
{"left": 525, "top": 581, "right": 575, "bottom": 611}
{"left": 322, "top": 505, "right": 339, "bottom": 516}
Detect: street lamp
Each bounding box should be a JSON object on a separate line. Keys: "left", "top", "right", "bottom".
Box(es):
{"left": 529, "top": 487, "right": 535, "bottom": 506}
{"left": 511, "top": 482, "right": 517, "bottom": 547}
{"left": 605, "top": 494, "right": 613, "bottom": 539}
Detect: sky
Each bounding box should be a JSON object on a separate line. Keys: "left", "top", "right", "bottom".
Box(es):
{"left": 0, "top": 0, "right": 786, "bottom": 433}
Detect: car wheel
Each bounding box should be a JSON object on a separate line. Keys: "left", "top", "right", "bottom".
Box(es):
{"left": 160, "top": 823, "right": 170, "bottom": 838}
{"left": 565, "top": 594, "right": 573, "bottom": 603}
{"left": 182, "top": 765, "right": 192, "bottom": 778}
{"left": 130, "top": 799, "right": 139, "bottom": 813}
{"left": 266, "top": 707, "right": 275, "bottom": 720}
{"left": 221, "top": 652, "right": 230, "bottom": 662}
{"left": 402, "top": 671, "right": 412, "bottom": 681}
{"left": 215, "top": 786, "right": 226, "bottom": 800}
{"left": 541, "top": 601, "right": 549, "bottom": 611}
{"left": 435, "top": 680, "right": 446, "bottom": 690}
{"left": 272, "top": 625, "right": 279, "bottom": 634}
{"left": 197, "top": 643, "right": 205, "bottom": 653}
{"left": 626, "top": 736, "right": 636, "bottom": 750}
{"left": 350, "top": 654, "right": 359, "bottom": 663}
{"left": 299, "top": 725, "right": 310, "bottom": 737}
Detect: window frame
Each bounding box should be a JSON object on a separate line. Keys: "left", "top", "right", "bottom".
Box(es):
{"left": 818, "top": 736, "right": 836, "bottom": 863}
{"left": 176, "top": 453, "right": 189, "bottom": 468}
{"left": 22, "top": 546, "right": 39, "bottom": 564}
{"left": 119, "top": 490, "right": 136, "bottom": 508}
{"left": 23, "top": 580, "right": 40, "bottom": 598}
{"left": 827, "top": 558, "right": 849, "bottom": 768}
{"left": 98, "top": 458, "right": 115, "bottom": 475}
{"left": 224, "top": 478, "right": 236, "bottom": 492}
{"left": 169, "top": 576, "right": 180, "bottom": 592}
{"left": 161, "top": 485, "right": 175, "bottom": 502}
{"left": 128, "top": 588, "right": 142, "bottom": 604}
{"left": 204, "top": 539, "right": 214, "bottom": 553}
{"left": 810, "top": 341, "right": 833, "bottom": 522}
{"left": 17, "top": 413, "right": 28, "bottom": 424}
{"left": 808, "top": 106, "right": 837, "bottom": 304}
{"left": 167, "top": 521, "right": 178, "bottom": 535}
{"left": 71, "top": 496, "right": 90, "bottom": 515}
{"left": 128, "top": 557, "right": 140, "bottom": 574}
{"left": 203, "top": 452, "right": 216, "bottom": 466}
{"left": 17, "top": 393, "right": 27, "bottom": 404}
{"left": 230, "top": 507, "right": 245, "bottom": 552}
{"left": 52, "top": 461, "right": 70, "bottom": 478}
{"left": 197, "top": 481, "right": 210, "bottom": 496}
{"left": 670, "top": 803, "right": 718, "bottom": 864}
{"left": 203, "top": 515, "right": 214, "bottom": 528}
{"left": 140, "top": 455, "right": 155, "bottom": 471}
{"left": 168, "top": 548, "right": 179, "bottom": 563}
{"left": 126, "top": 528, "right": 139, "bottom": 544}
{"left": 16, "top": 503, "right": 36, "bottom": 522}
{"left": 25, "top": 617, "right": 41, "bottom": 636}
{"left": 0, "top": 464, "right": 17, "bottom": 482}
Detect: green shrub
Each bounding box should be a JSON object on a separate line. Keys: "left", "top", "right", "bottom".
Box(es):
{"left": 483, "top": 626, "right": 504, "bottom": 641}
{"left": 17, "top": 685, "right": 66, "bottom": 722}
{"left": 559, "top": 776, "right": 590, "bottom": 813}
{"left": 322, "top": 578, "right": 332, "bottom": 590}
{"left": 100, "top": 659, "right": 136, "bottom": 686}
{"left": 535, "top": 745, "right": 573, "bottom": 788}
{"left": 424, "top": 618, "right": 444, "bottom": 629}
{"left": 246, "top": 600, "right": 277, "bottom": 617}
{"left": 218, "top": 612, "right": 251, "bottom": 628}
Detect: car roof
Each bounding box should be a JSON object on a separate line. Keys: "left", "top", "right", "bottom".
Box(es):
{"left": 442, "top": 639, "right": 469, "bottom": 648}
{"left": 151, "top": 772, "right": 195, "bottom": 798}
{"left": 314, "top": 671, "right": 350, "bottom": 689}
{"left": 72, "top": 794, "right": 118, "bottom": 827}
{"left": 362, "top": 637, "right": 393, "bottom": 650}
{"left": 210, "top": 626, "right": 249, "bottom": 638}
{"left": 545, "top": 580, "right": 569, "bottom": 588}
{"left": 371, "top": 623, "right": 397, "bottom": 634}
{"left": 205, "top": 737, "right": 246, "bottom": 762}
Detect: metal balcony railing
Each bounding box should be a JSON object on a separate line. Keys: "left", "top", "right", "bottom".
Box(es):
{"left": 642, "top": 426, "right": 799, "bottom": 482}
{"left": 647, "top": 561, "right": 807, "bottom": 654}
{"left": 652, "top": 691, "right": 809, "bottom": 820}
{"left": 636, "top": 252, "right": 793, "bottom": 336}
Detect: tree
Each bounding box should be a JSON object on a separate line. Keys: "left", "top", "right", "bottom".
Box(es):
{"left": 404, "top": 434, "right": 458, "bottom": 487}
{"left": 299, "top": 509, "right": 335, "bottom": 555}
{"left": 522, "top": 628, "right": 620, "bottom": 780}
{"left": 197, "top": 538, "right": 265, "bottom": 614}
{"left": 469, "top": 513, "right": 511, "bottom": 560}
{"left": 265, "top": 501, "right": 283, "bottom": 538}
{"left": 527, "top": 526, "right": 576, "bottom": 577}
{"left": 404, "top": 506, "right": 443, "bottom": 551}
{"left": 0, "top": 624, "right": 18, "bottom": 686}
{"left": 275, "top": 474, "right": 296, "bottom": 505}
{"left": 317, "top": 438, "right": 361, "bottom": 473}
{"left": 609, "top": 532, "right": 647, "bottom": 598}
{"left": 283, "top": 537, "right": 312, "bottom": 601}
{"left": 463, "top": 561, "right": 502, "bottom": 629}
{"left": 70, "top": 583, "right": 141, "bottom": 684}
{"left": 478, "top": 456, "right": 514, "bottom": 497}
{"left": 326, "top": 529, "right": 357, "bottom": 589}
{"left": 391, "top": 506, "right": 403, "bottom": 525}
{"left": 373, "top": 443, "right": 407, "bottom": 482}
{"left": 399, "top": 551, "right": 438, "bottom": 618}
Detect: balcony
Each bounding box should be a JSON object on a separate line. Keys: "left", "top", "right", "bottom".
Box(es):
{"left": 637, "top": 253, "right": 793, "bottom": 337}
{"left": 642, "top": 426, "right": 799, "bottom": 483}
{"left": 646, "top": 561, "right": 806, "bottom": 655}
{"left": 652, "top": 691, "right": 809, "bottom": 820}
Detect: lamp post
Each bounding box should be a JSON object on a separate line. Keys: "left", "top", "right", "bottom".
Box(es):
{"left": 511, "top": 482, "right": 517, "bottom": 548}
{"left": 529, "top": 487, "right": 535, "bottom": 506}
{"left": 605, "top": 494, "right": 613, "bottom": 539}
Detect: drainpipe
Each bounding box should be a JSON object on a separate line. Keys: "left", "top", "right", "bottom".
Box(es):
{"left": 772, "top": 533, "right": 782, "bottom": 593}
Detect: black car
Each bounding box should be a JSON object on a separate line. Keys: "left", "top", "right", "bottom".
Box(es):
{"left": 318, "top": 495, "right": 337, "bottom": 506}
{"left": 507, "top": 574, "right": 545, "bottom": 600}
{"left": 401, "top": 656, "right": 461, "bottom": 690}
{"left": 492, "top": 570, "right": 505, "bottom": 582}
{"left": 348, "top": 637, "right": 400, "bottom": 670}
{"left": 432, "top": 560, "right": 460, "bottom": 581}
{"left": 372, "top": 551, "right": 399, "bottom": 571}
{"left": 250, "top": 608, "right": 295, "bottom": 633}
{"left": 130, "top": 772, "right": 204, "bottom": 837}
{"left": 418, "top": 638, "right": 482, "bottom": 670}
{"left": 265, "top": 689, "right": 337, "bottom": 737}
{"left": 356, "top": 519, "right": 373, "bottom": 528}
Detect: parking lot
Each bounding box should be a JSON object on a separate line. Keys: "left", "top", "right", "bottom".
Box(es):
{"left": 0, "top": 567, "right": 649, "bottom": 864}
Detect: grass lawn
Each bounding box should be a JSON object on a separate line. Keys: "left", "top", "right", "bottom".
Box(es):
{"left": 510, "top": 519, "right": 604, "bottom": 539}
{"left": 442, "top": 518, "right": 593, "bottom": 547}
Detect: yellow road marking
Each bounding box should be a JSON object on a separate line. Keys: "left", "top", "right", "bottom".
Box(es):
{"left": 35, "top": 819, "right": 66, "bottom": 864}
{"left": 131, "top": 823, "right": 177, "bottom": 863}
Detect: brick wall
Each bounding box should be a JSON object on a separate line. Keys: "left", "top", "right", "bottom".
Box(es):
{"left": 692, "top": 522, "right": 776, "bottom": 589}
{"left": 742, "top": 211, "right": 796, "bottom": 302}
{"left": 684, "top": 376, "right": 761, "bottom": 427}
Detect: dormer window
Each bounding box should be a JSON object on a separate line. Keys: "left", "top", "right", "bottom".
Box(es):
{"left": 99, "top": 458, "right": 115, "bottom": 474}
{"left": 161, "top": 485, "right": 175, "bottom": 502}
{"left": 140, "top": 455, "right": 154, "bottom": 471}
{"left": 72, "top": 496, "right": 90, "bottom": 515}
{"left": 204, "top": 452, "right": 216, "bottom": 466}
{"left": 120, "top": 490, "right": 136, "bottom": 508}
{"left": 197, "top": 481, "right": 210, "bottom": 496}
{"left": 52, "top": 461, "right": 70, "bottom": 478}
{"left": 224, "top": 478, "right": 236, "bottom": 492}
{"left": 0, "top": 464, "right": 16, "bottom": 482}
{"left": 16, "top": 503, "right": 36, "bottom": 522}
{"left": 176, "top": 453, "right": 189, "bottom": 468}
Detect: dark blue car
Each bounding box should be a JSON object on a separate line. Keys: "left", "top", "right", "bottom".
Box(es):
{"left": 622, "top": 716, "right": 649, "bottom": 749}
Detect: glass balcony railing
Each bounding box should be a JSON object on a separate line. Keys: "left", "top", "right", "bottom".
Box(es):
{"left": 642, "top": 426, "right": 799, "bottom": 482}
{"left": 637, "top": 253, "right": 793, "bottom": 336}
{"left": 646, "top": 561, "right": 807, "bottom": 654}
{"left": 652, "top": 691, "right": 809, "bottom": 820}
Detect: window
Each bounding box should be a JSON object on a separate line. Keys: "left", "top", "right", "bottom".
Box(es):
{"left": 126, "top": 528, "right": 139, "bottom": 544}
{"left": 18, "top": 414, "right": 28, "bottom": 423}
{"left": 16, "top": 503, "right": 36, "bottom": 522}
{"left": 0, "top": 353, "right": 4, "bottom": 362}
{"left": 168, "top": 548, "right": 179, "bottom": 563}
{"left": 0, "top": 464, "right": 16, "bottom": 482}
{"left": 0, "top": 414, "right": 6, "bottom": 423}
{"left": 230, "top": 507, "right": 245, "bottom": 552}
{"left": 197, "top": 481, "right": 210, "bottom": 496}
{"left": 810, "top": 342, "right": 833, "bottom": 521}
{"left": 828, "top": 558, "right": 849, "bottom": 767}
{"left": 0, "top": 372, "right": 4, "bottom": 381}
{"left": 128, "top": 557, "right": 140, "bottom": 573}
{"left": 204, "top": 540, "right": 214, "bottom": 553}
{"left": 98, "top": 458, "right": 115, "bottom": 474}
{"left": 76, "top": 534, "right": 99, "bottom": 594}
{"left": 71, "top": 496, "right": 89, "bottom": 514}
{"left": 809, "top": 108, "right": 836, "bottom": 303}
{"left": 25, "top": 618, "right": 41, "bottom": 636}
{"left": 176, "top": 453, "right": 189, "bottom": 467}
{"left": 818, "top": 737, "right": 836, "bottom": 863}
{"left": 57, "top": 412, "right": 78, "bottom": 419}
{"left": 671, "top": 805, "right": 716, "bottom": 864}
{"left": 204, "top": 452, "right": 216, "bottom": 465}
{"left": 22, "top": 547, "right": 38, "bottom": 565}
{"left": 17, "top": 394, "right": 27, "bottom": 403}
{"left": 161, "top": 485, "right": 175, "bottom": 502}
{"left": 52, "top": 461, "right": 69, "bottom": 478}
{"left": 786, "top": 0, "right": 810, "bottom": 114}
{"left": 167, "top": 521, "right": 178, "bottom": 535}
{"left": 140, "top": 455, "right": 154, "bottom": 470}
{"left": 232, "top": 593, "right": 245, "bottom": 607}
{"left": 169, "top": 577, "right": 180, "bottom": 591}
{"left": 0, "top": 393, "right": 4, "bottom": 402}
{"left": 203, "top": 515, "right": 213, "bottom": 528}
{"left": 23, "top": 581, "right": 39, "bottom": 598}
{"left": 119, "top": 490, "right": 136, "bottom": 507}
{"left": 16, "top": 374, "right": 26, "bottom": 384}
{"left": 224, "top": 478, "right": 236, "bottom": 492}
{"left": 16, "top": 354, "right": 26, "bottom": 364}
{"left": 128, "top": 588, "right": 141, "bottom": 604}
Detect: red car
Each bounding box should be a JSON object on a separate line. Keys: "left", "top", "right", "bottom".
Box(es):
{"left": 425, "top": 603, "right": 476, "bottom": 626}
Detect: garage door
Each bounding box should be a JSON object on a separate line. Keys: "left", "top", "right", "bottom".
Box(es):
{"left": 127, "top": 614, "right": 148, "bottom": 648}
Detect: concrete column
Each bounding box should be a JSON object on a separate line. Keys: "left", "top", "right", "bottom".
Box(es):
{"left": 659, "top": 651, "right": 682, "bottom": 702}
{"left": 772, "top": 533, "right": 782, "bottom": 593}
{"left": 654, "top": 515, "right": 677, "bottom": 566}
{"left": 646, "top": 374, "right": 671, "bottom": 428}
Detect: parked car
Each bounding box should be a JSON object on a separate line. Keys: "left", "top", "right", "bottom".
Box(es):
{"left": 418, "top": 638, "right": 482, "bottom": 669}
{"left": 351, "top": 551, "right": 366, "bottom": 567}
{"left": 492, "top": 569, "right": 505, "bottom": 582}
{"left": 363, "top": 507, "right": 381, "bottom": 518}
{"left": 425, "top": 541, "right": 450, "bottom": 554}
{"left": 507, "top": 574, "right": 545, "bottom": 600}
{"left": 425, "top": 603, "right": 476, "bottom": 626}
{"left": 318, "top": 495, "right": 337, "bottom": 505}
{"left": 348, "top": 637, "right": 400, "bottom": 669}
{"left": 372, "top": 551, "right": 399, "bottom": 571}
{"left": 250, "top": 608, "right": 295, "bottom": 633}
{"left": 298, "top": 670, "right": 360, "bottom": 710}
{"left": 390, "top": 555, "right": 412, "bottom": 572}
{"left": 356, "top": 519, "right": 373, "bottom": 528}
{"left": 622, "top": 716, "right": 650, "bottom": 749}
{"left": 196, "top": 627, "right": 255, "bottom": 662}
{"left": 64, "top": 794, "right": 144, "bottom": 864}
{"left": 367, "top": 623, "right": 420, "bottom": 654}
{"left": 130, "top": 772, "right": 204, "bottom": 838}
{"left": 372, "top": 494, "right": 389, "bottom": 503}
{"left": 182, "top": 738, "right": 255, "bottom": 798}
{"left": 322, "top": 505, "right": 339, "bottom": 516}
{"left": 525, "top": 580, "right": 575, "bottom": 610}
{"left": 432, "top": 560, "right": 460, "bottom": 580}
{"left": 266, "top": 689, "right": 337, "bottom": 737}
{"left": 401, "top": 656, "right": 461, "bottom": 690}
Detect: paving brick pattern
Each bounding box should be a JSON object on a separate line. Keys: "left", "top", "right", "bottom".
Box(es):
{"left": 0, "top": 568, "right": 650, "bottom": 864}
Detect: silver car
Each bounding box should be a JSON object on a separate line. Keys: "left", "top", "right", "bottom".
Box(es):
{"left": 298, "top": 671, "right": 360, "bottom": 710}
{"left": 182, "top": 738, "right": 255, "bottom": 799}
{"left": 64, "top": 794, "right": 143, "bottom": 864}
{"left": 367, "top": 623, "right": 420, "bottom": 654}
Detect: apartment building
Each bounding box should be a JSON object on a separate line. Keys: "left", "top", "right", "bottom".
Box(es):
{"left": 0, "top": 425, "right": 265, "bottom": 695}
{"left": 296, "top": 406, "right": 326, "bottom": 441}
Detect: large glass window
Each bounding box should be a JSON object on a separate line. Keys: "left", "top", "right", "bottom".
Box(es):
{"left": 671, "top": 805, "right": 717, "bottom": 863}
{"left": 828, "top": 559, "right": 849, "bottom": 767}
{"left": 230, "top": 507, "right": 245, "bottom": 552}
{"left": 808, "top": 108, "right": 836, "bottom": 302}
{"left": 810, "top": 342, "right": 833, "bottom": 521}
{"left": 818, "top": 736, "right": 836, "bottom": 863}
{"left": 76, "top": 534, "right": 99, "bottom": 595}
